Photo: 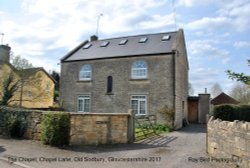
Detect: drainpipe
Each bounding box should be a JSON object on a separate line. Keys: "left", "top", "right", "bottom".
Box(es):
{"left": 19, "top": 79, "right": 24, "bottom": 107}
{"left": 172, "top": 50, "right": 176, "bottom": 129}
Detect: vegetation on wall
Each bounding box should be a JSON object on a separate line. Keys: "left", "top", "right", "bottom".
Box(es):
{"left": 41, "top": 112, "right": 70, "bottom": 147}
{"left": 213, "top": 104, "right": 250, "bottom": 122}
{"left": 0, "top": 72, "right": 20, "bottom": 105}
{"left": 0, "top": 106, "right": 28, "bottom": 138}
{"left": 157, "top": 105, "right": 175, "bottom": 129}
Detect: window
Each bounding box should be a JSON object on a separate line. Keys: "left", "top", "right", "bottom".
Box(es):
{"left": 138, "top": 37, "right": 148, "bottom": 43}
{"left": 119, "top": 39, "right": 128, "bottom": 45}
{"left": 78, "top": 95, "right": 90, "bottom": 112}
{"left": 162, "top": 35, "right": 171, "bottom": 41}
{"left": 131, "top": 60, "right": 148, "bottom": 79}
{"left": 79, "top": 64, "right": 92, "bottom": 81}
{"left": 131, "top": 95, "right": 147, "bottom": 115}
{"left": 27, "top": 91, "right": 32, "bottom": 98}
{"left": 45, "top": 83, "right": 50, "bottom": 91}
{"left": 100, "top": 41, "right": 110, "bottom": 47}
{"left": 107, "top": 76, "right": 113, "bottom": 93}
{"left": 83, "top": 43, "right": 92, "bottom": 49}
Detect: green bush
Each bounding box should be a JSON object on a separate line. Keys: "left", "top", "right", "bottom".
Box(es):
{"left": 213, "top": 104, "right": 250, "bottom": 122}
{"left": 154, "top": 123, "right": 172, "bottom": 132}
{"left": 0, "top": 106, "right": 28, "bottom": 138}
{"left": 41, "top": 112, "right": 70, "bottom": 147}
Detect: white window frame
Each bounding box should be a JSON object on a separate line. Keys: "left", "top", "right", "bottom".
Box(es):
{"left": 131, "top": 60, "right": 148, "bottom": 79}
{"left": 131, "top": 95, "right": 147, "bottom": 116}
{"left": 77, "top": 95, "right": 91, "bottom": 112}
{"left": 79, "top": 64, "right": 92, "bottom": 81}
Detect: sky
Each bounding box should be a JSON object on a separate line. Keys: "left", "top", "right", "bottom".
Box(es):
{"left": 0, "top": 0, "right": 249, "bottom": 96}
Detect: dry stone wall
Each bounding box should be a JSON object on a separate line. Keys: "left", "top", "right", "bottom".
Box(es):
{"left": 0, "top": 109, "right": 131, "bottom": 145}
{"left": 207, "top": 117, "right": 250, "bottom": 168}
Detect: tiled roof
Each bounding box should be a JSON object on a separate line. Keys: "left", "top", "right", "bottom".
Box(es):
{"left": 62, "top": 31, "right": 178, "bottom": 62}
{"left": 211, "top": 92, "right": 240, "bottom": 105}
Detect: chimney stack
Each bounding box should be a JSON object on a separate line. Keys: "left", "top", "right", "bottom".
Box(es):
{"left": 0, "top": 44, "right": 11, "bottom": 63}
{"left": 90, "top": 35, "right": 98, "bottom": 41}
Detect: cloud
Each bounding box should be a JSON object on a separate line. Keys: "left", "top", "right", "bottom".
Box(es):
{"left": 188, "top": 40, "right": 230, "bottom": 64}
{"left": 234, "top": 41, "right": 250, "bottom": 48}
{"left": 176, "top": 0, "right": 212, "bottom": 7}
{"left": 189, "top": 67, "right": 220, "bottom": 94}
{"left": 184, "top": 0, "right": 250, "bottom": 32}
{"left": 186, "top": 17, "right": 232, "bottom": 31}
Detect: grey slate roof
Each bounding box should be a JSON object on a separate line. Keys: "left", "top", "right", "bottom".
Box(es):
{"left": 62, "top": 31, "right": 177, "bottom": 62}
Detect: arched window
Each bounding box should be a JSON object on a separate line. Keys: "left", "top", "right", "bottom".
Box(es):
{"left": 79, "top": 64, "right": 92, "bottom": 80}
{"left": 107, "top": 76, "right": 113, "bottom": 93}
{"left": 131, "top": 60, "right": 148, "bottom": 79}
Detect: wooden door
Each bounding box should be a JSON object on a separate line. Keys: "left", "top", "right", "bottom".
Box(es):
{"left": 188, "top": 100, "right": 198, "bottom": 123}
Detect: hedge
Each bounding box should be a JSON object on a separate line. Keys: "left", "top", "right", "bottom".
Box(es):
{"left": 0, "top": 106, "right": 29, "bottom": 138}
{"left": 213, "top": 104, "right": 250, "bottom": 122}
{"left": 41, "top": 112, "right": 70, "bottom": 147}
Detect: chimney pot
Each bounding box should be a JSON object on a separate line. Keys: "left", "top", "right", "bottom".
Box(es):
{"left": 90, "top": 35, "right": 98, "bottom": 41}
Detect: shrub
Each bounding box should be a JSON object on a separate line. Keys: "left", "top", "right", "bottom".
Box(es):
{"left": 213, "top": 104, "right": 250, "bottom": 122}
{"left": 0, "top": 106, "right": 28, "bottom": 138}
{"left": 154, "top": 123, "right": 172, "bottom": 132}
{"left": 41, "top": 112, "right": 70, "bottom": 147}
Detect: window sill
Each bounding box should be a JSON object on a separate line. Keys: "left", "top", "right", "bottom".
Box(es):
{"left": 77, "top": 80, "right": 92, "bottom": 83}
{"left": 106, "top": 92, "right": 114, "bottom": 95}
{"left": 130, "top": 78, "right": 148, "bottom": 81}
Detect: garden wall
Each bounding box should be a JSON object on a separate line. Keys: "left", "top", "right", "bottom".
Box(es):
{"left": 207, "top": 117, "right": 250, "bottom": 168}
{"left": 0, "top": 107, "right": 132, "bottom": 145}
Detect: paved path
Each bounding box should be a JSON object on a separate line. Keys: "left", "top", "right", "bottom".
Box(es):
{"left": 0, "top": 124, "right": 234, "bottom": 168}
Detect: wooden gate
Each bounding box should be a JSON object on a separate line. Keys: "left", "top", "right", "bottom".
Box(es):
{"left": 134, "top": 115, "right": 158, "bottom": 141}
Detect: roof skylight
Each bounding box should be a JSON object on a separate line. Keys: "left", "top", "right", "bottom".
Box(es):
{"left": 162, "top": 35, "right": 171, "bottom": 41}
{"left": 119, "top": 39, "right": 128, "bottom": 45}
{"left": 139, "top": 37, "right": 148, "bottom": 43}
{"left": 83, "top": 43, "right": 92, "bottom": 49}
{"left": 100, "top": 41, "right": 110, "bottom": 47}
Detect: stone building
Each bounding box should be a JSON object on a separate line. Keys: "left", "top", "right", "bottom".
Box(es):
{"left": 0, "top": 45, "right": 55, "bottom": 108}
{"left": 60, "top": 29, "right": 189, "bottom": 129}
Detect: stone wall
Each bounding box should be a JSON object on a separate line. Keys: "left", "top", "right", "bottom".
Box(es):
{"left": 70, "top": 113, "right": 130, "bottom": 145}
{"left": 0, "top": 109, "right": 132, "bottom": 145}
{"left": 207, "top": 117, "right": 250, "bottom": 167}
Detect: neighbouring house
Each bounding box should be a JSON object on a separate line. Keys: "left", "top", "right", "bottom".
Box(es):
{"left": 0, "top": 45, "right": 55, "bottom": 109}
{"left": 60, "top": 29, "right": 189, "bottom": 129}
{"left": 211, "top": 92, "right": 240, "bottom": 106}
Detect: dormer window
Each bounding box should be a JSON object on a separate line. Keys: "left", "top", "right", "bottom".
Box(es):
{"left": 83, "top": 43, "right": 92, "bottom": 49}
{"left": 138, "top": 37, "right": 148, "bottom": 43}
{"left": 100, "top": 41, "right": 110, "bottom": 47}
{"left": 79, "top": 64, "right": 92, "bottom": 81}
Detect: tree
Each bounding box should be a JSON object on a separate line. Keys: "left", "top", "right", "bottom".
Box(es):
{"left": 0, "top": 72, "right": 20, "bottom": 105}
{"left": 10, "top": 54, "right": 33, "bottom": 70}
{"left": 188, "top": 83, "right": 194, "bottom": 96}
{"left": 226, "top": 60, "right": 250, "bottom": 86}
{"left": 210, "top": 83, "right": 223, "bottom": 98}
{"left": 50, "top": 70, "right": 60, "bottom": 91}
{"left": 230, "top": 83, "right": 250, "bottom": 104}
{"left": 50, "top": 70, "right": 60, "bottom": 101}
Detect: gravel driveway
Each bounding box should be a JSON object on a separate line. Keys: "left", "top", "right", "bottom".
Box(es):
{"left": 0, "top": 124, "right": 234, "bottom": 168}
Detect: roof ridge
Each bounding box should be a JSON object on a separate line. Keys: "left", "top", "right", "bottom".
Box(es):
{"left": 96, "top": 30, "right": 178, "bottom": 41}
